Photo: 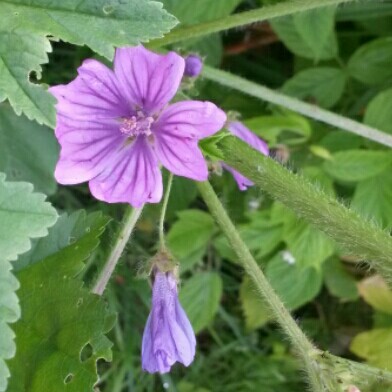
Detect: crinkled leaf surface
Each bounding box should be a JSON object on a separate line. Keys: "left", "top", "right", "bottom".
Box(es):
{"left": 0, "top": 0, "right": 177, "bottom": 59}
{"left": 0, "top": 173, "right": 58, "bottom": 391}
{"left": 15, "top": 210, "right": 110, "bottom": 271}
{"left": 0, "top": 105, "right": 58, "bottom": 194}
{"left": 7, "top": 254, "right": 116, "bottom": 392}
{"left": 0, "top": 32, "right": 55, "bottom": 127}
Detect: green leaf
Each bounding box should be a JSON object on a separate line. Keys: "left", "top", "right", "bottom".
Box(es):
{"left": 0, "top": 105, "right": 58, "bottom": 194}
{"left": 240, "top": 276, "right": 270, "bottom": 330}
{"left": 0, "top": 174, "right": 57, "bottom": 391}
{"left": 283, "top": 210, "right": 335, "bottom": 268}
{"left": 282, "top": 67, "right": 346, "bottom": 109}
{"left": 352, "top": 169, "right": 392, "bottom": 228}
{"left": 7, "top": 253, "right": 116, "bottom": 392}
{"left": 323, "top": 257, "right": 358, "bottom": 301}
{"left": 358, "top": 275, "right": 392, "bottom": 315}
{"left": 167, "top": 210, "right": 215, "bottom": 269}
{"left": 292, "top": 6, "right": 337, "bottom": 61}
{"left": 244, "top": 113, "right": 312, "bottom": 146}
{"left": 0, "top": 32, "right": 55, "bottom": 127}
{"left": 15, "top": 210, "right": 110, "bottom": 271}
{"left": 266, "top": 253, "right": 323, "bottom": 310}
{"left": 179, "top": 272, "right": 222, "bottom": 333}
{"left": 348, "top": 37, "right": 392, "bottom": 85}
{"left": 364, "top": 88, "right": 392, "bottom": 135}
{"left": 323, "top": 150, "right": 392, "bottom": 182}
{"left": 0, "top": 0, "right": 178, "bottom": 59}
{"left": 350, "top": 328, "right": 392, "bottom": 371}
{"left": 271, "top": 12, "right": 337, "bottom": 61}
{"left": 0, "top": 173, "right": 58, "bottom": 262}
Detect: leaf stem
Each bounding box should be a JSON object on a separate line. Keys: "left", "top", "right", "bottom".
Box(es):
{"left": 202, "top": 66, "right": 392, "bottom": 148}
{"left": 159, "top": 173, "right": 174, "bottom": 250}
{"left": 92, "top": 205, "right": 143, "bottom": 295}
{"left": 150, "top": 0, "right": 355, "bottom": 48}
{"left": 218, "top": 135, "right": 392, "bottom": 284}
{"left": 196, "top": 180, "right": 325, "bottom": 390}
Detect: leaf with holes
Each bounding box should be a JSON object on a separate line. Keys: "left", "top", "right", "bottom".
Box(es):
{"left": 179, "top": 272, "right": 222, "bottom": 333}
{"left": 7, "top": 253, "right": 116, "bottom": 392}
{"left": 0, "top": 0, "right": 177, "bottom": 59}
{"left": 0, "top": 32, "right": 55, "bottom": 127}
{"left": 0, "top": 173, "right": 57, "bottom": 391}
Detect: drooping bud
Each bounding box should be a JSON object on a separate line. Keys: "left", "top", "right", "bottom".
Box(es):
{"left": 184, "top": 54, "right": 203, "bottom": 77}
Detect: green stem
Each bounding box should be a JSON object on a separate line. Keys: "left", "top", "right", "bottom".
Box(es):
{"left": 197, "top": 181, "right": 324, "bottom": 390}
{"left": 202, "top": 66, "right": 392, "bottom": 148}
{"left": 218, "top": 136, "right": 392, "bottom": 284}
{"left": 150, "top": 0, "right": 355, "bottom": 48}
{"left": 92, "top": 205, "right": 143, "bottom": 295}
{"left": 159, "top": 173, "right": 174, "bottom": 250}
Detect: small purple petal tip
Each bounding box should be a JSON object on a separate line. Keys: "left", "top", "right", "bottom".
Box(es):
{"left": 184, "top": 54, "right": 203, "bottom": 77}
{"left": 142, "top": 271, "right": 196, "bottom": 374}
{"left": 225, "top": 121, "right": 269, "bottom": 190}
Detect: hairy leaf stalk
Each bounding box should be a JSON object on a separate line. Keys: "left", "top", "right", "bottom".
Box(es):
{"left": 219, "top": 136, "right": 392, "bottom": 284}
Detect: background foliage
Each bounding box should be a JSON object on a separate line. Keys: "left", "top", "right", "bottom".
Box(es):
{"left": 2, "top": 0, "right": 392, "bottom": 391}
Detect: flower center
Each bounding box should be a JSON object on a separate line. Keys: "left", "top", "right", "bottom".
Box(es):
{"left": 120, "top": 111, "right": 154, "bottom": 137}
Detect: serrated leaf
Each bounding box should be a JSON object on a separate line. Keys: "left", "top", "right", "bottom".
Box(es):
{"left": 15, "top": 210, "right": 110, "bottom": 271}
{"left": 0, "top": 31, "right": 55, "bottom": 127}
{"left": 293, "top": 6, "right": 336, "bottom": 61}
{"left": 0, "top": 105, "right": 58, "bottom": 194}
{"left": 179, "top": 272, "right": 222, "bottom": 333}
{"left": 271, "top": 14, "right": 337, "bottom": 61}
{"left": 282, "top": 67, "right": 346, "bottom": 109}
{"left": 323, "top": 150, "right": 392, "bottom": 182}
{"left": 348, "top": 37, "right": 392, "bottom": 85}
{"left": 266, "top": 253, "right": 323, "bottom": 310}
{"left": 0, "top": 0, "right": 178, "bottom": 59}
{"left": 0, "top": 174, "right": 57, "bottom": 391}
{"left": 7, "top": 254, "right": 116, "bottom": 392}
{"left": 364, "top": 88, "right": 392, "bottom": 135}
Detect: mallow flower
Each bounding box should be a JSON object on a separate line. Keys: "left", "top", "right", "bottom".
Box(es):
{"left": 142, "top": 270, "right": 196, "bottom": 373}
{"left": 50, "top": 45, "right": 226, "bottom": 207}
{"left": 224, "top": 121, "right": 269, "bottom": 190}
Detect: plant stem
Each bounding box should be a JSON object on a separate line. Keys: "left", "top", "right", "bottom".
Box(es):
{"left": 218, "top": 135, "right": 392, "bottom": 284}
{"left": 202, "top": 66, "right": 392, "bottom": 148}
{"left": 150, "top": 0, "right": 355, "bottom": 48}
{"left": 92, "top": 205, "right": 143, "bottom": 295}
{"left": 197, "top": 180, "right": 325, "bottom": 390}
{"left": 159, "top": 173, "right": 174, "bottom": 249}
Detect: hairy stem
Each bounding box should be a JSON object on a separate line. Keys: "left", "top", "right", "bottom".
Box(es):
{"left": 151, "top": 0, "right": 355, "bottom": 48}
{"left": 218, "top": 136, "right": 392, "bottom": 284}
{"left": 92, "top": 205, "right": 143, "bottom": 295}
{"left": 202, "top": 66, "right": 392, "bottom": 148}
{"left": 159, "top": 173, "right": 174, "bottom": 249}
{"left": 197, "top": 181, "right": 325, "bottom": 390}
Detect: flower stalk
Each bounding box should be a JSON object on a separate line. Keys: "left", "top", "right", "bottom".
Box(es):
{"left": 159, "top": 173, "right": 174, "bottom": 250}
{"left": 92, "top": 205, "right": 143, "bottom": 295}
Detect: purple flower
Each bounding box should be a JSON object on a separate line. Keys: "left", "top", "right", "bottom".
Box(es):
{"left": 224, "top": 121, "right": 269, "bottom": 190}
{"left": 50, "top": 46, "right": 226, "bottom": 207}
{"left": 142, "top": 271, "right": 196, "bottom": 373}
{"left": 184, "top": 54, "right": 203, "bottom": 77}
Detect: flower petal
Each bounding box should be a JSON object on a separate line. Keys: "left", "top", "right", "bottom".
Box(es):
{"left": 154, "top": 135, "right": 208, "bottom": 181}
{"left": 223, "top": 164, "right": 254, "bottom": 191}
{"left": 89, "top": 137, "right": 163, "bottom": 207}
{"left": 141, "top": 313, "right": 157, "bottom": 373}
{"left": 114, "top": 46, "right": 185, "bottom": 115}
{"left": 154, "top": 101, "right": 227, "bottom": 139}
{"left": 50, "top": 59, "right": 128, "bottom": 121}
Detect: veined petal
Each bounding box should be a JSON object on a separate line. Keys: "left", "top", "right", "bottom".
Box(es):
{"left": 50, "top": 59, "right": 128, "bottom": 121}
{"left": 154, "top": 101, "right": 227, "bottom": 139}
{"left": 154, "top": 135, "right": 208, "bottom": 181}
{"left": 89, "top": 137, "right": 163, "bottom": 207}
{"left": 114, "top": 46, "right": 185, "bottom": 115}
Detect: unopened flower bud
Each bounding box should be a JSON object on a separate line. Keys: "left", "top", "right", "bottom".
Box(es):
{"left": 184, "top": 54, "right": 203, "bottom": 77}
